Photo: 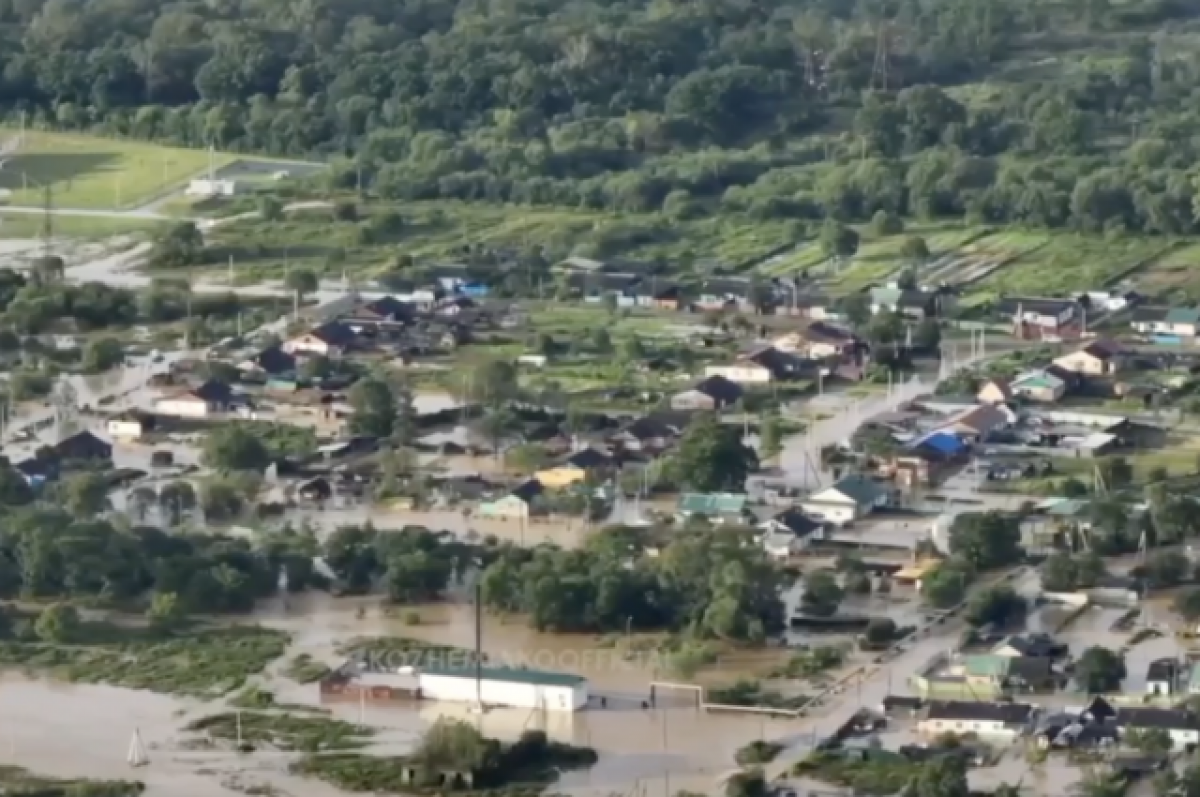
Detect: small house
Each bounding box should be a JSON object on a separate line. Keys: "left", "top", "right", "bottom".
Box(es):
{"left": 670, "top": 375, "right": 744, "bottom": 411}
{"left": 800, "top": 474, "right": 889, "bottom": 526}
{"left": 52, "top": 430, "right": 113, "bottom": 465}
{"left": 239, "top": 346, "right": 296, "bottom": 377}
{"left": 1115, "top": 708, "right": 1200, "bottom": 751}
{"left": 918, "top": 700, "right": 1034, "bottom": 741}
{"left": 155, "top": 379, "right": 235, "bottom": 418}
{"left": 283, "top": 321, "right": 358, "bottom": 357}
{"left": 1053, "top": 340, "right": 1123, "bottom": 377}
{"left": 1146, "top": 658, "right": 1179, "bottom": 696}
{"left": 1010, "top": 371, "right": 1067, "bottom": 403}
{"left": 534, "top": 448, "right": 614, "bottom": 489}
{"left": 478, "top": 479, "right": 544, "bottom": 520}
{"left": 106, "top": 410, "right": 155, "bottom": 440}
{"left": 677, "top": 492, "right": 749, "bottom": 522}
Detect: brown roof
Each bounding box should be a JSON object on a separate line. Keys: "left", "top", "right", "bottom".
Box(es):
{"left": 947, "top": 404, "right": 1009, "bottom": 435}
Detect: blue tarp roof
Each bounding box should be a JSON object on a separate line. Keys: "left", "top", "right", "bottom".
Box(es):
{"left": 918, "top": 432, "right": 966, "bottom": 455}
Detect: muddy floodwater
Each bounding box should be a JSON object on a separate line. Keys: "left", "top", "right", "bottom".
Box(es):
{"left": 0, "top": 592, "right": 807, "bottom": 797}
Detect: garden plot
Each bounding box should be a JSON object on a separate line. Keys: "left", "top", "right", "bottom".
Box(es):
{"left": 1133, "top": 242, "right": 1200, "bottom": 300}
{"left": 974, "top": 234, "right": 1172, "bottom": 297}
{"left": 829, "top": 225, "right": 990, "bottom": 293}
{"left": 920, "top": 230, "right": 1051, "bottom": 286}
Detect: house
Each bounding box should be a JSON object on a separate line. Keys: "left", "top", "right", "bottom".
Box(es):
{"left": 704, "top": 359, "right": 774, "bottom": 384}
{"left": 612, "top": 414, "right": 687, "bottom": 452}
{"left": 534, "top": 449, "right": 614, "bottom": 489}
{"left": 283, "top": 321, "right": 358, "bottom": 356}
{"left": 695, "top": 278, "right": 750, "bottom": 311}
{"left": 106, "top": 410, "right": 156, "bottom": 440}
{"left": 297, "top": 477, "right": 333, "bottom": 503}
{"left": 1132, "top": 306, "right": 1200, "bottom": 341}
{"left": 155, "top": 379, "right": 235, "bottom": 418}
{"left": 998, "top": 297, "right": 1082, "bottom": 339}
{"left": 869, "top": 287, "right": 954, "bottom": 319}
{"left": 776, "top": 322, "right": 860, "bottom": 359}
{"left": 918, "top": 700, "right": 1034, "bottom": 741}
{"left": 677, "top": 492, "right": 749, "bottom": 521}
{"left": 1116, "top": 708, "right": 1200, "bottom": 751}
{"left": 1053, "top": 340, "right": 1123, "bottom": 376}
{"left": 976, "top": 379, "right": 1013, "bottom": 405}
{"left": 800, "top": 474, "right": 890, "bottom": 526}
{"left": 650, "top": 284, "right": 682, "bottom": 310}
{"left": 671, "top": 375, "right": 744, "bottom": 411}
{"left": 349, "top": 295, "right": 417, "bottom": 324}
{"left": 570, "top": 273, "right": 644, "bottom": 307}
{"left": 758, "top": 509, "right": 824, "bottom": 558}
{"left": 938, "top": 404, "right": 1013, "bottom": 442}
{"left": 1146, "top": 659, "right": 1178, "bottom": 696}
{"left": 53, "top": 430, "right": 113, "bottom": 464}
{"left": 439, "top": 277, "right": 490, "bottom": 299}
{"left": 239, "top": 346, "right": 296, "bottom": 377}
{"left": 961, "top": 655, "right": 1059, "bottom": 694}
{"left": 478, "top": 479, "right": 544, "bottom": 520}
{"left": 774, "top": 293, "right": 834, "bottom": 320}
{"left": 992, "top": 634, "right": 1068, "bottom": 659}
{"left": 1010, "top": 371, "right": 1067, "bottom": 403}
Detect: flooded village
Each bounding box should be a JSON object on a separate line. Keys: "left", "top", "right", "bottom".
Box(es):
{"left": 5, "top": 227, "right": 1200, "bottom": 797}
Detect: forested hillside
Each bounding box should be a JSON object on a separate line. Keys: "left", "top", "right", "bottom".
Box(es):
{"left": 6, "top": 0, "right": 1200, "bottom": 238}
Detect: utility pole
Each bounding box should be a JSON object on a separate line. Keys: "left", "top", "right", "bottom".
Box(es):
{"left": 41, "top": 183, "right": 53, "bottom": 260}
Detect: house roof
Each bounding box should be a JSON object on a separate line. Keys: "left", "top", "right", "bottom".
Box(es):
{"left": 963, "top": 655, "right": 1010, "bottom": 678}
{"left": 691, "top": 375, "right": 744, "bottom": 403}
{"left": 510, "top": 479, "right": 544, "bottom": 502}
{"left": 1165, "top": 307, "right": 1200, "bottom": 325}
{"left": 978, "top": 379, "right": 1013, "bottom": 400}
{"left": 1146, "top": 658, "right": 1178, "bottom": 682}
{"left": 1116, "top": 707, "right": 1200, "bottom": 731}
{"left": 802, "top": 320, "right": 857, "bottom": 344}
{"left": 359, "top": 296, "right": 414, "bottom": 320}
{"left": 622, "top": 414, "right": 687, "bottom": 441}
{"left": 1012, "top": 371, "right": 1066, "bottom": 391}
{"left": 924, "top": 700, "right": 1034, "bottom": 724}
{"left": 249, "top": 346, "right": 296, "bottom": 375}
{"left": 307, "top": 321, "right": 357, "bottom": 346}
{"left": 422, "top": 664, "right": 585, "bottom": 688}
{"left": 1081, "top": 339, "right": 1122, "bottom": 360}
{"left": 53, "top": 430, "right": 112, "bottom": 461}
{"left": 740, "top": 346, "right": 806, "bottom": 374}
{"left": 765, "top": 508, "right": 822, "bottom": 537}
{"left": 946, "top": 404, "right": 1010, "bottom": 436}
{"left": 917, "top": 432, "right": 966, "bottom": 456}
{"left": 678, "top": 492, "right": 747, "bottom": 514}
{"left": 995, "top": 634, "right": 1066, "bottom": 657}
{"left": 1132, "top": 306, "right": 1170, "bottom": 323}
{"left": 193, "top": 379, "right": 234, "bottom": 403}
{"left": 564, "top": 448, "right": 612, "bottom": 470}
{"left": 815, "top": 474, "right": 887, "bottom": 508}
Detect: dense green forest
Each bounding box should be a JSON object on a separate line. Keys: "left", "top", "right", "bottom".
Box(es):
{"left": 6, "top": 0, "right": 1200, "bottom": 240}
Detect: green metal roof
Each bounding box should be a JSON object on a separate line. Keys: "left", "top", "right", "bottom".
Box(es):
{"left": 1013, "top": 372, "right": 1065, "bottom": 390}
{"left": 422, "top": 664, "right": 586, "bottom": 687}
{"left": 677, "top": 492, "right": 748, "bottom": 514}
{"left": 824, "top": 475, "right": 886, "bottom": 507}
{"left": 963, "top": 655, "right": 1011, "bottom": 679}
{"left": 1165, "top": 307, "right": 1200, "bottom": 325}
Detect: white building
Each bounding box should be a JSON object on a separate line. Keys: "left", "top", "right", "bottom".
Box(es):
{"left": 417, "top": 665, "right": 588, "bottom": 712}
{"left": 186, "top": 178, "right": 239, "bottom": 197}
{"left": 1117, "top": 708, "right": 1200, "bottom": 752}
{"left": 105, "top": 411, "right": 153, "bottom": 440}
{"left": 917, "top": 700, "right": 1034, "bottom": 742}
{"left": 703, "top": 362, "right": 773, "bottom": 384}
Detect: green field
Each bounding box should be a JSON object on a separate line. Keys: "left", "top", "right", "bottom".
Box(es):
{"left": 973, "top": 234, "right": 1172, "bottom": 297}
{"left": 0, "top": 211, "right": 165, "bottom": 238}
{"left": 1131, "top": 242, "right": 1200, "bottom": 301}
{"left": 0, "top": 130, "right": 234, "bottom": 210}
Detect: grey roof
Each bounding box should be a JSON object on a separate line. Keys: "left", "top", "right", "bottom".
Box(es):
{"left": 825, "top": 475, "right": 887, "bottom": 508}
{"left": 925, "top": 700, "right": 1034, "bottom": 724}
{"left": 1116, "top": 708, "right": 1200, "bottom": 731}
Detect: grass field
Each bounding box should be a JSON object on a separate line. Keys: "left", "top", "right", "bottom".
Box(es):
{"left": 0, "top": 130, "right": 234, "bottom": 210}
{"left": 0, "top": 211, "right": 164, "bottom": 238}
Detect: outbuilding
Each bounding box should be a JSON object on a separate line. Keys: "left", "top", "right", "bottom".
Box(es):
{"left": 417, "top": 665, "right": 588, "bottom": 712}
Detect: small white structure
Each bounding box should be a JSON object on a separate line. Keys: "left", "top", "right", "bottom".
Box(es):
{"left": 417, "top": 665, "right": 588, "bottom": 712}
{"left": 918, "top": 700, "right": 1034, "bottom": 741}
{"left": 703, "top": 362, "right": 773, "bottom": 384}
{"left": 106, "top": 412, "right": 150, "bottom": 440}
{"left": 186, "top": 178, "right": 238, "bottom": 197}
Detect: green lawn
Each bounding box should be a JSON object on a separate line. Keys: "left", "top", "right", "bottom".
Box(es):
{"left": 0, "top": 129, "right": 234, "bottom": 210}
{"left": 0, "top": 211, "right": 165, "bottom": 238}
{"left": 1132, "top": 242, "right": 1200, "bottom": 300}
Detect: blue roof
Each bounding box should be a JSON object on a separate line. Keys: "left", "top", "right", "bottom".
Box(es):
{"left": 919, "top": 432, "right": 965, "bottom": 455}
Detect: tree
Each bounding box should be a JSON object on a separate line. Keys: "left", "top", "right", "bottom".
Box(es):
{"left": 620, "top": 335, "right": 645, "bottom": 362}
{"left": 299, "top": 354, "right": 334, "bottom": 381}
{"left": 385, "top": 550, "right": 454, "bottom": 603}
{"left": 801, "top": 569, "right": 843, "bottom": 617}
{"left": 332, "top": 201, "right": 359, "bottom": 222}
{"left": 672, "top": 415, "right": 757, "bottom": 493}
{"left": 903, "top": 754, "right": 968, "bottom": 797}
{"left": 60, "top": 472, "right": 111, "bottom": 517}
{"left": 82, "top": 337, "right": 124, "bottom": 373}
{"left": 159, "top": 481, "right": 197, "bottom": 525}
{"left": 202, "top": 426, "right": 271, "bottom": 472}
{"left": 949, "top": 512, "right": 1023, "bottom": 570}
{"left": 349, "top": 377, "right": 396, "bottom": 438}
{"left": 152, "top": 222, "right": 204, "bottom": 269}
{"left": 1075, "top": 646, "right": 1126, "bottom": 693}
{"left": 759, "top": 415, "right": 784, "bottom": 460}
{"left": 1142, "top": 550, "right": 1190, "bottom": 589}
{"left": 922, "top": 561, "right": 971, "bottom": 609}
{"left": 1125, "top": 727, "right": 1173, "bottom": 756}
{"left": 591, "top": 327, "right": 613, "bottom": 355}
{"left": 818, "top": 219, "right": 859, "bottom": 261}
{"left": 964, "top": 585, "right": 1027, "bottom": 628}
{"left": 32, "top": 255, "right": 65, "bottom": 286}
{"left": 868, "top": 210, "right": 904, "bottom": 237}
{"left": 845, "top": 571, "right": 872, "bottom": 595}
{"left": 0, "top": 461, "right": 34, "bottom": 507}
{"left": 35, "top": 603, "right": 81, "bottom": 643}
{"left": 285, "top": 268, "right": 319, "bottom": 300}
{"left": 417, "top": 718, "right": 489, "bottom": 771}
{"left": 146, "top": 591, "right": 184, "bottom": 631}
{"left": 901, "top": 236, "right": 931, "bottom": 264}
{"left": 864, "top": 618, "right": 897, "bottom": 645}
{"left": 896, "top": 268, "right": 918, "bottom": 291}
{"left": 839, "top": 293, "right": 872, "bottom": 328}
{"left": 914, "top": 318, "right": 942, "bottom": 351}
{"left": 1174, "top": 587, "right": 1200, "bottom": 622}
{"left": 258, "top": 195, "right": 284, "bottom": 222}
{"left": 505, "top": 443, "right": 548, "bottom": 474}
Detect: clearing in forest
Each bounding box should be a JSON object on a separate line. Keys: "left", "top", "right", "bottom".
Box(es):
{"left": 0, "top": 129, "right": 233, "bottom": 211}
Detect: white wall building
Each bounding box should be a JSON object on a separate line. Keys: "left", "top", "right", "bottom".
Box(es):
{"left": 417, "top": 665, "right": 588, "bottom": 712}
{"left": 154, "top": 393, "right": 212, "bottom": 418}
{"left": 703, "top": 363, "right": 773, "bottom": 384}
{"left": 917, "top": 701, "right": 1034, "bottom": 742}
{"left": 186, "top": 178, "right": 238, "bottom": 197}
